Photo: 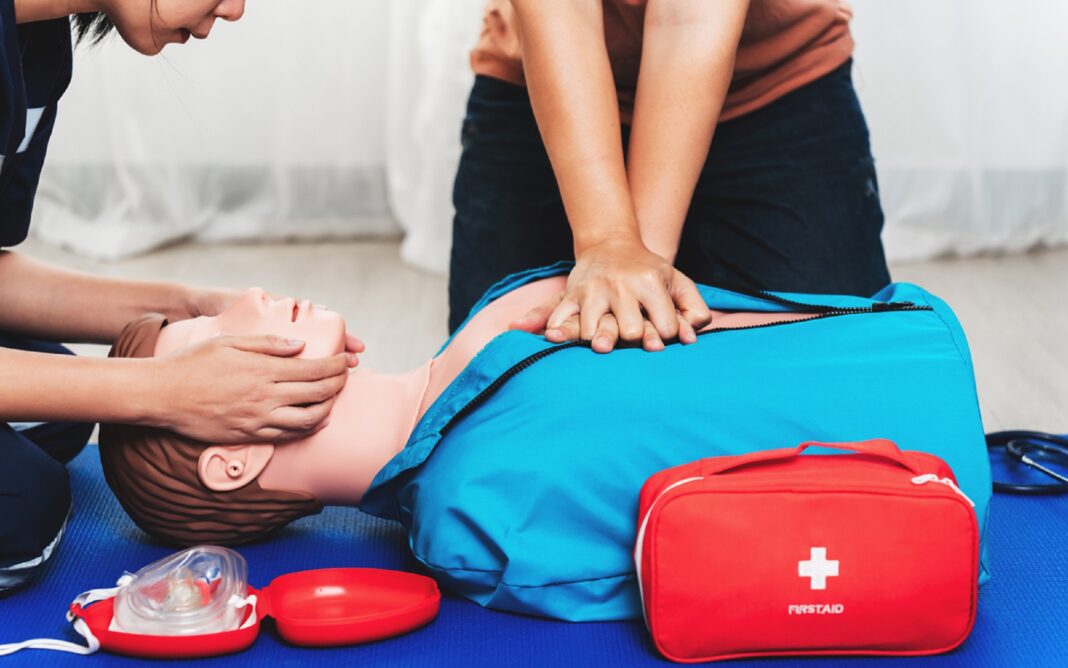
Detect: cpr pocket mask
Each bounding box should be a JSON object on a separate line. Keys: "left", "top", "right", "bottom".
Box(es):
{"left": 635, "top": 439, "right": 979, "bottom": 663}
{"left": 0, "top": 545, "right": 440, "bottom": 659}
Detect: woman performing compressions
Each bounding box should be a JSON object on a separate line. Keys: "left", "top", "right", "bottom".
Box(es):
{"left": 451, "top": 0, "right": 890, "bottom": 354}
{"left": 0, "top": 0, "right": 359, "bottom": 592}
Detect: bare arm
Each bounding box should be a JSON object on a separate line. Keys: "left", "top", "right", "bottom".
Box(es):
{"left": 509, "top": 0, "right": 710, "bottom": 351}
{"left": 0, "top": 334, "right": 356, "bottom": 443}
{"left": 629, "top": 0, "right": 750, "bottom": 262}
{"left": 0, "top": 252, "right": 361, "bottom": 441}
{"left": 511, "top": 0, "right": 636, "bottom": 253}
{"left": 0, "top": 251, "right": 221, "bottom": 343}
{"left": 0, "top": 347, "right": 159, "bottom": 423}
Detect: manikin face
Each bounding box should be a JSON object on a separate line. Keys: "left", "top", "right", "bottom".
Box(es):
{"left": 153, "top": 288, "right": 348, "bottom": 495}
{"left": 106, "top": 0, "right": 247, "bottom": 55}
{"left": 156, "top": 288, "right": 347, "bottom": 359}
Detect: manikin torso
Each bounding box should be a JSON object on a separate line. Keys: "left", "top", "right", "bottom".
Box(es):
{"left": 154, "top": 277, "right": 813, "bottom": 505}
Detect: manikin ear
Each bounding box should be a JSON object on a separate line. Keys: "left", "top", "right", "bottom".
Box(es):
{"left": 198, "top": 445, "right": 276, "bottom": 492}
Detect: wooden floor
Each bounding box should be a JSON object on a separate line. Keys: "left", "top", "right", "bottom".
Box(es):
{"left": 21, "top": 238, "right": 1067, "bottom": 433}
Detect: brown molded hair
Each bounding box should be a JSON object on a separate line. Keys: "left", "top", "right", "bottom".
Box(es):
{"left": 99, "top": 314, "right": 322, "bottom": 546}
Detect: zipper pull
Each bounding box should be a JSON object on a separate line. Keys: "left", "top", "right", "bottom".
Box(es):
{"left": 911, "top": 474, "right": 975, "bottom": 507}
{"left": 872, "top": 301, "right": 915, "bottom": 312}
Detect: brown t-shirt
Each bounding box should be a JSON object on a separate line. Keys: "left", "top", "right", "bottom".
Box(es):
{"left": 470, "top": 0, "right": 855, "bottom": 123}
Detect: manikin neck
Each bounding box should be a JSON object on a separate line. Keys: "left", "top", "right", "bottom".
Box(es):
{"left": 256, "top": 363, "right": 432, "bottom": 506}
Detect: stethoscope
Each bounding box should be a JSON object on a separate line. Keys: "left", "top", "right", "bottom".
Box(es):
{"left": 986, "top": 431, "right": 1068, "bottom": 495}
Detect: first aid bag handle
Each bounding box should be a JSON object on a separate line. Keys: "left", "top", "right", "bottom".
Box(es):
{"left": 700, "top": 439, "right": 923, "bottom": 477}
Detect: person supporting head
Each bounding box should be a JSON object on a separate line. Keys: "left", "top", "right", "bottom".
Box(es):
{"left": 1, "top": 0, "right": 358, "bottom": 592}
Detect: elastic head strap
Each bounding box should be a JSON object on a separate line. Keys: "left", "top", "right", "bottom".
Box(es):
{"left": 0, "top": 619, "right": 100, "bottom": 657}
{"left": 0, "top": 575, "right": 136, "bottom": 657}
{"left": 0, "top": 577, "right": 129, "bottom": 657}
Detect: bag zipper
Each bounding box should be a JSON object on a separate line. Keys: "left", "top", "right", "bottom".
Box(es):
{"left": 910, "top": 474, "right": 976, "bottom": 507}
{"left": 439, "top": 300, "right": 932, "bottom": 437}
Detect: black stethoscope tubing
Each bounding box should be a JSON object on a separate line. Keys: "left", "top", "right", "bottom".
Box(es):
{"left": 986, "top": 431, "right": 1068, "bottom": 495}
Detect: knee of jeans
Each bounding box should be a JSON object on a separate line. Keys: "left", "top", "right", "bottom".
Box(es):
{"left": 18, "top": 421, "right": 94, "bottom": 464}
{"left": 0, "top": 455, "right": 71, "bottom": 571}
{"left": 51, "top": 421, "right": 94, "bottom": 463}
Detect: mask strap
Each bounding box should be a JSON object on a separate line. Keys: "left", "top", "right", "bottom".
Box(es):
{"left": 0, "top": 619, "right": 99, "bottom": 657}
{"left": 0, "top": 575, "right": 133, "bottom": 657}
{"left": 234, "top": 594, "right": 259, "bottom": 630}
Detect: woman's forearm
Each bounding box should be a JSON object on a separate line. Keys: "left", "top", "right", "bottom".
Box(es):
{"left": 0, "top": 348, "right": 158, "bottom": 424}
{"left": 628, "top": 0, "right": 750, "bottom": 263}
{"left": 510, "top": 0, "right": 640, "bottom": 252}
{"left": 0, "top": 251, "right": 198, "bottom": 343}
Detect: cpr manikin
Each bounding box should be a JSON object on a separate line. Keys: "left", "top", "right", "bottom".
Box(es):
{"left": 100, "top": 277, "right": 815, "bottom": 545}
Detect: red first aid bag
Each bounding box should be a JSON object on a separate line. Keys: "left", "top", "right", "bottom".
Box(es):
{"left": 634, "top": 439, "right": 980, "bottom": 663}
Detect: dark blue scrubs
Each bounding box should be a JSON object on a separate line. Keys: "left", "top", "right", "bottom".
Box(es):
{"left": 1, "top": 2, "right": 91, "bottom": 594}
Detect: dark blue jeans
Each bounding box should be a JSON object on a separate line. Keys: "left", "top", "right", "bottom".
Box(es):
{"left": 0, "top": 334, "right": 93, "bottom": 594}
{"left": 448, "top": 60, "right": 891, "bottom": 332}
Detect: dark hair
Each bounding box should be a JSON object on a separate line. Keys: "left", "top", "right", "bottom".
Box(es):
{"left": 71, "top": 12, "right": 114, "bottom": 44}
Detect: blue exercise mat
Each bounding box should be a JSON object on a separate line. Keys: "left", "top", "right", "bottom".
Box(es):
{"left": 1, "top": 444, "right": 1066, "bottom": 667}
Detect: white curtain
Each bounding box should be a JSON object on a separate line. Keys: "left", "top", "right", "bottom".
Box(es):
{"left": 385, "top": 0, "right": 483, "bottom": 274}
{"left": 852, "top": 1, "right": 1068, "bottom": 261}
{"left": 31, "top": 1, "right": 1068, "bottom": 268}
{"left": 33, "top": 0, "right": 397, "bottom": 259}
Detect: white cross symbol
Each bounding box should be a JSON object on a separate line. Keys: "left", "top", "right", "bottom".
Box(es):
{"left": 798, "top": 547, "right": 839, "bottom": 590}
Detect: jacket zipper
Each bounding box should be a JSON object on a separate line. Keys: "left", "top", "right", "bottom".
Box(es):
{"left": 439, "top": 341, "right": 582, "bottom": 435}
{"left": 438, "top": 300, "right": 932, "bottom": 437}
{"left": 718, "top": 283, "right": 926, "bottom": 314}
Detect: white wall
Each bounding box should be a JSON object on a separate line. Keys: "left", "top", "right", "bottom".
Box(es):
{"left": 852, "top": 0, "right": 1068, "bottom": 261}
{"left": 35, "top": 0, "right": 396, "bottom": 258}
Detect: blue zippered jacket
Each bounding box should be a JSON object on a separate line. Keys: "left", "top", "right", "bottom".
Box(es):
{"left": 361, "top": 263, "right": 991, "bottom": 621}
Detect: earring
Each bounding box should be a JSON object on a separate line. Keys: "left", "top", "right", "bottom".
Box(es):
{"left": 226, "top": 461, "right": 244, "bottom": 478}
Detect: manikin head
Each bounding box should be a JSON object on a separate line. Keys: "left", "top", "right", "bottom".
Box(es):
{"left": 100, "top": 289, "right": 352, "bottom": 546}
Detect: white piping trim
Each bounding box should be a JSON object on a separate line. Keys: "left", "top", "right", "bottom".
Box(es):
{"left": 0, "top": 516, "right": 67, "bottom": 573}
{"left": 17, "top": 107, "right": 45, "bottom": 154}
{"left": 633, "top": 476, "right": 704, "bottom": 628}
